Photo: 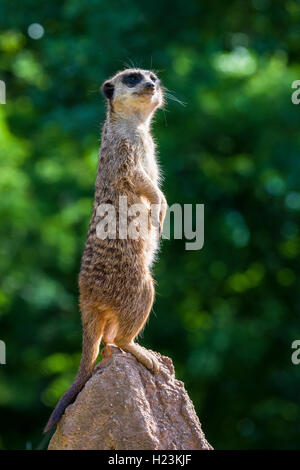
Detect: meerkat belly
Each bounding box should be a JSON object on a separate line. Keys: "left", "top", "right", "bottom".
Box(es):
{"left": 138, "top": 196, "right": 159, "bottom": 267}
{"left": 80, "top": 192, "right": 155, "bottom": 290}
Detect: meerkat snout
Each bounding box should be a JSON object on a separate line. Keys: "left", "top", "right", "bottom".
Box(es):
{"left": 144, "top": 81, "right": 155, "bottom": 92}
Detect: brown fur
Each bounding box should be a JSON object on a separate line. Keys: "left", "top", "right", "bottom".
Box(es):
{"left": 44, "top": 69, "right": 167, "bottom": 433}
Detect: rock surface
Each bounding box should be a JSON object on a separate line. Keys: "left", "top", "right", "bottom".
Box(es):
{"left": 48, "top": 346, "right": 213, "bottom": 450}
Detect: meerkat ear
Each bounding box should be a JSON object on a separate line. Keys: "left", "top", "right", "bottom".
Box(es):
{"left": 101, "top": 81, "right": 114, "bottom": 100}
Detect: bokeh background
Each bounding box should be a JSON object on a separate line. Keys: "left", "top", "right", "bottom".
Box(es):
{"left": 0, "top": 0, "right": 300, "bottom": 450}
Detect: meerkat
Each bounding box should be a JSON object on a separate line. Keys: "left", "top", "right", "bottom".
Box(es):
{"left": 44, "top": 68, "right": 167, "bottom": 433}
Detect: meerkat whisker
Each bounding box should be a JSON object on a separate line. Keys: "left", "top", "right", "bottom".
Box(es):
{"left": 164, "top": 91, "right": 186, "bottom": 107}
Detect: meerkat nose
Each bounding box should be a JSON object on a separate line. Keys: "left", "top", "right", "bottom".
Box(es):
{"left": 144, "top": 82, "right": 155, "bottom": 91}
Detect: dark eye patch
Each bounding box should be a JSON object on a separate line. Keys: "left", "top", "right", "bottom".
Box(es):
{"left": 150, "top": 73, "right": 157, "bottom": 82}
{"left": 122, "top": 72, "right": 143, "bottom": 87}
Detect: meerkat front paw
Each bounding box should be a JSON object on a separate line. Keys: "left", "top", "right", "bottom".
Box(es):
{"left": 150, "top": 203, "right": 161, "bottom": 232}
{"left": 150, "top": 193, "right": 167, "bottom": 238}
{"left": 159, "top": 194, "right": 168, "bottom": 237}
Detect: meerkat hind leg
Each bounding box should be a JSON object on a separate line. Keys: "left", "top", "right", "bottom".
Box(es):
{"left": 102, "top": 319, "right": 120, "bottom": 358}
{"left": 103, "top": 319, "right": 159, "bottom": 372}
{"left": 114, "top": 320, "right": 160, "bottom": 373}
{"left": 105, "top": 280, "right": 159, "bottom": 373}
{"left": 118, "top": 340, "right": 160, "bottom": 373}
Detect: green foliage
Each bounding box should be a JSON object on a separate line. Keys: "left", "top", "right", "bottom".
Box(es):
{"left": 0, "top": 0, "right": 300, "bottom": 450}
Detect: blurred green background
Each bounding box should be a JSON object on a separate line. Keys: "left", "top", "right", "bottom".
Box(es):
{"left": 0, "top": 0, "right": 300, "bottom": 450}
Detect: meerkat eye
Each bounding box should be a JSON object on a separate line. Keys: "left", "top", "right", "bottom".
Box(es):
{"left": 122, "top": 73, "right": 143, "bottom": 87}
{"left": 150, "top": 74, "right": 157, "bottom": 82}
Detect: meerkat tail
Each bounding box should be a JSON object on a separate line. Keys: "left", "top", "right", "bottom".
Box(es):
{"left": 44, "top": 324, "right": 104, "bottom": 433}
{"left": 43, "top": 370, "right": 91, "bottom": 433}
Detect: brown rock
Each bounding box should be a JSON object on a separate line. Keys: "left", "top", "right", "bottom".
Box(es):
{"left": 48, "top": 346, "right": 213, "bottom": 450}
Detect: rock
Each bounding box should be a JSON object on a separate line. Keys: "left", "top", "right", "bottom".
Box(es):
{"left": 48, "top": 346, "right": 213, "bottom": 450}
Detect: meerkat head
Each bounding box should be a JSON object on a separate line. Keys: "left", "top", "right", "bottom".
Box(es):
{"left": 101, "top": 68, "right": 164, "bottom": 122}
